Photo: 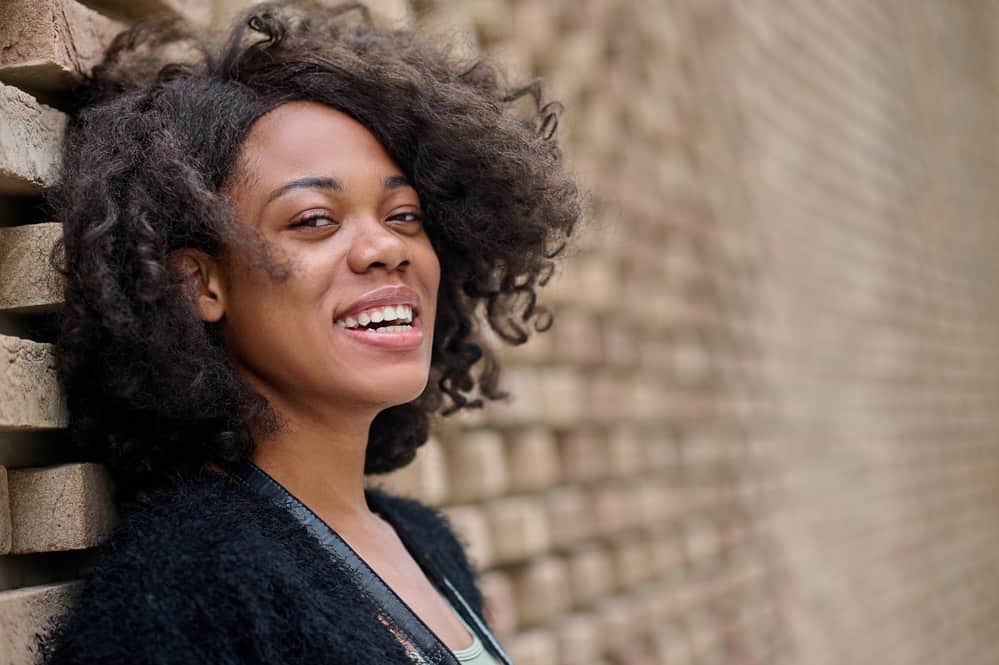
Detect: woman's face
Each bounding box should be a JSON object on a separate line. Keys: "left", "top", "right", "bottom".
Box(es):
{"left": 210, "top": 101, "right": 440, "bottom": 421}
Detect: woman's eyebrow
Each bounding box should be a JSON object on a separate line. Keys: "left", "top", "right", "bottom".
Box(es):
{"left": 266, "top": 176, "right": 343, "bottom": 204}
{"left": 384, "top": 175, "right": 412, "bottom": 190}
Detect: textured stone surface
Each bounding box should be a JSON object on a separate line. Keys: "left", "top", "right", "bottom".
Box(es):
{"left": 503, "top": 628, "right": 557, "bottom": 665}
{"left": 371, "top": 436, "right": 448, "bottom": 505}
{"left": 507, "top": 556, "right": 570, "bottom": 626}
{"left": 566, "top": 546, "right": 615, "bottom": 607}
{"left": 0, "top": 467, "right": 10, "bottom": 555}
{"left": 484, "top": 495, "right": 549, "bottom": 565}
{"left": 0, "top": 582, "right": 80, "bottom": 665}
{"left": 478, "top": 570, "right": 516, "bottom": 638}
{"left": 443, "top": 430, "right": 508, "bottom": 502}
{"left": 553, "top": 612, "right": 603, "bottom": 665}
{"left": 7, "top": 463, "right": 117, "bottom": 554}
{"left": 86, "top": 0, "right": 210, "bottom": 24}
{"left": 504, "top": 428, "right": 559, "bottom": 492}
{"left": 0, "top": 83, "right": 66, "bottom": 196}
{"left": 0, "top": 223, "right": 63, "bottom": 313}
{"left": 439, "top": 504, "right": 492, "bottom": 570}
{"left": 0, "top": 0, "right": 124, "bottom": 96}
{"left": 0, "top": 335, "right": 66, "bottom": 431}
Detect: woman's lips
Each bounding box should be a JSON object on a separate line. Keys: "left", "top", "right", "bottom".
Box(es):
{"left": 336, "top": 313, "right": 424, "bottom": 350}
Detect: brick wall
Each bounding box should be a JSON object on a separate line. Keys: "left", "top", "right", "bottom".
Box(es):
{"left": 3, "top": 1, "right": 999, "bottom": 665}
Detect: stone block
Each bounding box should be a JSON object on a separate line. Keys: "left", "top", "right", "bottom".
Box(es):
{"left": 87, "top": 0, "right": 210, "bottom": 24}
{"left": 556, "top": 429, "right": 607, "bottom": 484}
{"left": 370, "top": 436, "right": 448, "bottom": 506}
{"left": 566, "top": 545, "right": 616, "bottom": 606}
{"left": 0, "top": 0, "right": 124, "bottom": 97}
{"left": 507, "top": 556, "right": 570, "bottom": 626}
{"left": 0, "top": 466, "right": 9, "bottom": 554}
{"left": 439, "top": 504, "right": 492, "bottom": 571}
{"left": 478, "top": 570, "right": 517, "bottom": 638}
{"left": 610, "top": 537, "right": 655, "bottom": 589}
{"left": 484, "top": 495, "right": 550, "bottom": 564}
{"left": 0, "top": 223, "right": 63, "bottom": 313}
{"left": 364, "top": 0, "right": 412, "bottom": 29}
{"left": 607, "top": 425, "right": 644, "bottom": 477}
{"left": 504, "top": 428, "right": 559, "bottom": 492}
{"left": 593, "top": 483, "right": 632, "bottom": 536}
{"left": 595, "top": 594, "right": 642, "bottom": 656}
{"left": 0, "top": 335, "right": 67, "bottom": 431}
{"left": 483, "top": 366, "right": 542, "bottom": 425}
{"left": 503, "top": 628, "right": 557, "bottom": 665}
{"left": 636, "top": 477, "right": 673, "bottom": 528}
{"left": 539, "top": 366, "right": 585, "bottom": 426}
{"left": 553, "top": 611, "right": 603, "bottom": 665}
{"left": 0, "top": 582, "right": 81, "bottom": 665}
{"left": 0, "top": 83, "right": 66, "bottom": 196}
{"left": 549, "top": 308, "right": 602, "bottom": 365}
{"left": 542, "top": 485, "right": 593, "bottom": 548}
{"left": 443, "top": 430, "right": 507, "bottom": 502}
{"left": 7, "top": 463, "right": 117, "bottom": 554}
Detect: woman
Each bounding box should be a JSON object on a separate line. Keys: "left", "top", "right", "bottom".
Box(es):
{"left": 39, "top": 1, "right": 580, "bottom": 663}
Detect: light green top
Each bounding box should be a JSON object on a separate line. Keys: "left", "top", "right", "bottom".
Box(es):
{"left": 446, "top": 598, "right": 502, "bottom": 665}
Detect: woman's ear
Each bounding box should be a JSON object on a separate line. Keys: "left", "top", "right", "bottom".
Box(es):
{"left": 168, "top": 249, "right": 227, "bottom": 323}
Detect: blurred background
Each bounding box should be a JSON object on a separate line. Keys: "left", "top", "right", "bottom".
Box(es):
{"left": 3, "top": 1, "right": 999, "bottom": 664}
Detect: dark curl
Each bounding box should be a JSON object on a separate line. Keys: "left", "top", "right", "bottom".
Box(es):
{"left": 49, "top": 0, "right": 580, "bottom": 502}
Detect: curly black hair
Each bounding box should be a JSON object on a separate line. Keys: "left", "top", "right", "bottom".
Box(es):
{"left": 48, "top": 0, "right": 580, "bottom": 503}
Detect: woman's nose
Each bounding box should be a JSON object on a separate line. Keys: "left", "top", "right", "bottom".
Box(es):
{"left": 346, "top": 215, "right": 409, "bottom": 274}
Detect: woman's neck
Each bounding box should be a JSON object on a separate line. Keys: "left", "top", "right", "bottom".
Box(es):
{"left": 249, "top": 404, "right": 380, "bottom": 532}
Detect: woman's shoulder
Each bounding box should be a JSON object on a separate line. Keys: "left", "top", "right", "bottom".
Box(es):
{"left": 38, "top": 471, "right": 312, "bottom": 664}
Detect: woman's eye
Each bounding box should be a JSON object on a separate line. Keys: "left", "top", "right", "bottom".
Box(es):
{"left": 388, "top": 211, "right": 423, "bottom": 224}
{"left": 290, "top": 214, "right": 337, "bottom": 229}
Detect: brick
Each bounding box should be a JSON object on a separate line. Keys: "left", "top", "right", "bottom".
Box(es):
{"left": 443, "top": 430, "right": 507, "bottom": 502}
{"left": 478, "top": 570, "right": 517, "bottom": 638}
{"left": 593, "top": 483, "right": 633, "bottom": 536}
{"left": 504, "top": 428, "right": 559, "bottom": 492}
{"left": 566, "top": 545, "right": 616, "bottom": 606}
{"left": 86, "top": 0, "right": 210, "bottom": 24}
{"left": 543, "top": 485, "right": 593, "bottom": 548}
{"left": 484, "top": 495, "right": 550, "bottom": 564}
{"left": 508, "top": 556, "right": 571, "bottom": 626}
{"left": 0, "top": 467, "right": 9, "bottom": 554}
{"left": 553, "top": 611, "right": 603, "bottom": 665}
{"left": 585, "top": 371, "right": 627, "bottom": 425}
{"left": 7, "top": 463, "right": 117, "bottom": 554}
{"left": 539, "top": 367, "right": 585, "bottom": 426}
{"left": 0, "top": 0, "right": 124, "bottom": 97}
{"left": 610, "top": 537, "right": 655, "bottom": 589}
{"left": 363, "top": 0, "right": 412, "bottom": 29}
{"left": 0, "top": 223, "right": 63, "bottom": 313}
{"left": 0, "top": 82, "right": 67, "bottom": 196}
{"left": 0, "top": 582, "right": 80, "bottom": 665}
{"left": 595, "top": 594, "right": 643, "bottom": 656}
{"left": 602, "top": 318, "right": 639, "bottom": 369}
{"left": 556, "top": 429, "right": 607, "bottom": 484}
{"left": 483, "top": 366, "right": 542, "bottom": 425}
{"left": 503, "top": 628, "right": 557, "bottom": 665}
{"left": 681, "top": 518, "right": 720, "bottom": 567}
{"left": 371, "top": 436, "right": 448, "bottom": 506}
{"left": 636, "top": 477, "right": 672, "bottom": 528}
{"left": 607, "top": 426, "right": 644, "bottom": 477}
{"left": 0, "top": 335, "right": 66, "bottom": 431}
{"left": 550, "top": 309, "right": 602, "bottom": 365}
{"left": 545, "top": 254, "right": 618, "bottom": 312}
{"left": 439, "top": 504, "right": 492, "bottom": 570}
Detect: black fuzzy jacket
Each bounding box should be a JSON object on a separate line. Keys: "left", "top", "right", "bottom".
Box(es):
{"left": 39, "top": 469, "right": 486, "bottom": 664}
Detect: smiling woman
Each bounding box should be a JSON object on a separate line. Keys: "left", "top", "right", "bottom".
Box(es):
{"left": 38, "top": 2, "right": 580, "bottom": 664}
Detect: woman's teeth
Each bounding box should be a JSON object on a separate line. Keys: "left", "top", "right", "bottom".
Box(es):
{"left": 335, "top": 304, "right": 414, "bottom": 329}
